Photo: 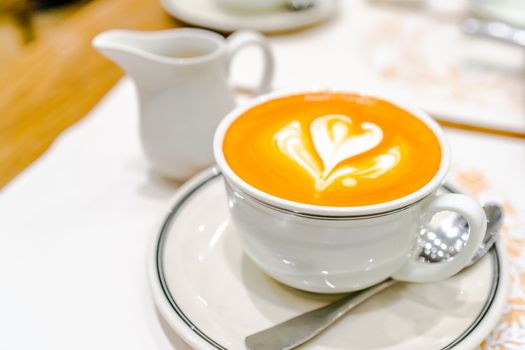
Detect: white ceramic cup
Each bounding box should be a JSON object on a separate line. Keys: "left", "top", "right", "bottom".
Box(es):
{"left": 213, "top": 89, "right": 487, "bottom": 294}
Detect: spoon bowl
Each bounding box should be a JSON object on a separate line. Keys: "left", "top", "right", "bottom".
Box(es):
{"left": 418, "top": 203, "right": 502, "bottom": 264}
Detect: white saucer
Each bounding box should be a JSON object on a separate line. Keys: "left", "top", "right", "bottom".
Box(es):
{"left": 160, "top": 0, "right": 337, "bottom": 34}
{"left": 149, "top": 168, "right": 509, "bottom": 350}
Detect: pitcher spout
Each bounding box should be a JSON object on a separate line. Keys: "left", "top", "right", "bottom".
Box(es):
{"left": 93, "top": 30, "right": 170, "bottom": 88}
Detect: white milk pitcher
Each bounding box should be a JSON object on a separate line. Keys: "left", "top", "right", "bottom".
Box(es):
{"left": 93, "top": 28, "right": 274, "bottom": 180}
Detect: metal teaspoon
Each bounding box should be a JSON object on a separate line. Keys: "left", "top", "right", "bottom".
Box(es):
{"left": 245, "top": 198, "right": 503, "bottom": 350}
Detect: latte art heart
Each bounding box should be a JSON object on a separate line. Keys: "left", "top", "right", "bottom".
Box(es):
{"left": 222, "top": 92, "right": 442, "bottom": 206}
{"left": 310, "top": 114, "right": 383, "bottom": 177}
{"left": 274, "top": 114, "right": 400, "bottom": 191}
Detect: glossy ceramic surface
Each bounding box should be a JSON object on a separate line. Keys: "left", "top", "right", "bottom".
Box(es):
{"left": 93, "top": 29, "right": 273, "bottom": 180}
{"left": 213, "top": 89, "right": 487, "bottom": 292}
{"left": 149, "top": 168, "right": 509, "bottom": 350}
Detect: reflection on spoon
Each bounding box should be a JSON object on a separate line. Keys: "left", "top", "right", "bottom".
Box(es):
{"left": 245, "top": 199, "right": 503, "bottom": 350}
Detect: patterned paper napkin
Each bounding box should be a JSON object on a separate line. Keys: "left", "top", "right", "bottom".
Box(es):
{"left": 262, "top": 0, "right": 525, "bottom": 132}
{"left": 448, "top": 169, "right": 525, "bottom": 349}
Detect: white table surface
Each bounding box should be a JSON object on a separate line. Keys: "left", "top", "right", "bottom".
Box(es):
{"left": 0, "top": 77, "right": 524, "bottom": 349}
{"left": 1, "top": 1, "right": 525, "bottom": 348}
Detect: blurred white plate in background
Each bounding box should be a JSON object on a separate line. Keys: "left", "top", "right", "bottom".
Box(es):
{"left": 160, "top": 0, "right": 337, "bottom": 33}
{"left": 471, "top": 0, "right": 525, "bottom": 29}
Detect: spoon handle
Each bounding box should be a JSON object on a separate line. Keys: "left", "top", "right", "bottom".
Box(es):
{"left": 245, "top": 279, "right": 397, "bottom": 350}
{"left": 245, "top": 201, "right": 502, "bottom": 350}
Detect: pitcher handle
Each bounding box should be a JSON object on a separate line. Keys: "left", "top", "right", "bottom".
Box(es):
{"left": 226, "top": 30, "right": 274, "bottom": 96}
{"left": 392, "top": 193, "right": 487, "bottom": 282}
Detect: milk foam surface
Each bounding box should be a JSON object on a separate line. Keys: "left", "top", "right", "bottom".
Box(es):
{"left": 222, "top": 92, "right": 441, "bottom": 206}
{"left": 275, "top": 114, "right": 399, "bottom": 191}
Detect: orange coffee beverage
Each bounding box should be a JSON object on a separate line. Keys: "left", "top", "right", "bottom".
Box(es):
{"left": 223, "top": 92, "right": 442, "bottom": 207}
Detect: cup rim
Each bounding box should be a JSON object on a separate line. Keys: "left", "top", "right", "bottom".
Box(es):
{"left": 213, "top": 88, "right": 450, "bottom": 216}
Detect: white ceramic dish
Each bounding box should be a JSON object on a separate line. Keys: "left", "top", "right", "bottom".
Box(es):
{"left": 212, "top": 88, "right": 487, "bottom": 293}
{"left": 471, "top": 0, "right": 525, "bottom": 29}
{"left": 149, "top": 168, "right": 509, "bottom": 350}
{"left": 160, "top": 0, "right": 337, "bottom": 34}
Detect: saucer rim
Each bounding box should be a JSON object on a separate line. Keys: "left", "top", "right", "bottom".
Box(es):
{"left": 148, "top": 167, "right": 510, "bottom": 350}
{"left": 159, "top": 0, "right": 337, "bottom": 34}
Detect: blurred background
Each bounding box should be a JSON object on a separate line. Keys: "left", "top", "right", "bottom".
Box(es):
{"left": 0, "top": 0, "right": 87, "bottom": 66}
{"left": 0, "top": 0, "right": 523, "bottom": 188}
{"left": 0, "top": 2, "right": 524, "bottom": 348}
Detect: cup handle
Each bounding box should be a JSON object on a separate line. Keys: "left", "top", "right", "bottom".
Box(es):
{"left": 392, "top": 193, "right": 487, "bottom": 282}
{"left": 226, "top": 30, "right": 274, "bottom": 96}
